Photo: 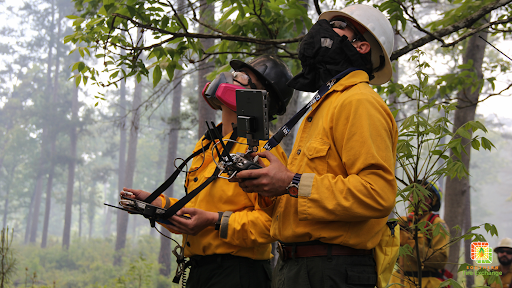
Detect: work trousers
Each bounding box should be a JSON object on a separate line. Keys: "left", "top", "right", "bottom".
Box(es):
{"left": 272, "top": 254, "right": 377, "bottom": 288}
{"left": 185, "top": 254, "right": 271, "bottom": 288}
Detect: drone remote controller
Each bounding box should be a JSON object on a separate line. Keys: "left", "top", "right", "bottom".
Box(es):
{"left": 219, "top": 152, "right": 262, "bottom": 179}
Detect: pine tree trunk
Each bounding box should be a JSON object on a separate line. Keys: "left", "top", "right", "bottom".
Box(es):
{"left": 464, "top": 196, "right": 474, "bottom": 287}
{"left": 41, "top": 162, "right": 55, "bottom": 248}
{"left": 444, "top": 29, "right": 488, "bottom": 277}
{"left": 196, "top": 0, "right": 216, "bottom": 138}
{"left": 78, "top": 178, "right": 83, "bottom": 238}
{"left": 62, "top": 55, "right": 79, "bottom": 249}
{"left": 41, "top": 17, "right": 62, "bottom": 248}
{"left": 111, "top": 40, "right": 128, "bottom": 238}
{"left": 159, "top": 71, "right": 183, "bottom": 276}
{"left": 114, "top": 76, "right": 142, "bottom": 266}
{"left": 29, "top": 0, "right": 56, "bottom": 244}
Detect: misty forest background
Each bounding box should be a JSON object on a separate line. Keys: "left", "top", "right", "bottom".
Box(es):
{"left": 1, "top": 0, "right": 512, "bottom": 287}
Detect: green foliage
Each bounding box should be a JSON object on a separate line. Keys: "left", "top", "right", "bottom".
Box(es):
{"left": 0, "top": 227, "right": 17, "bottom": 288}
{"left": 392, "top": 50, "right": 498, "bottom": 288}
{"left": 66, "top": 0, "right": 311, "bottom": 91}
{"left": 12, "top": 236, "right": 182, "bottom": 288}
{"left": 394, "top": 51, "right": 493, "bottom": 189}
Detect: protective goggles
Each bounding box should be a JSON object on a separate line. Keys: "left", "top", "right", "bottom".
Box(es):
{"left": 329, "top": 17, "right": 366, "bottom": 43}
{"left": 495, "top": 248, "right": 512, "bottom": 255}
{"left": 201, "top": 71, "right": 256, "bottom": 111}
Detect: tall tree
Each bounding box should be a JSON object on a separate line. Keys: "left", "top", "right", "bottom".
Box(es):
{"left": 42, "top": 8, "right": 65, "bottom": 248}
{"left": 444, "top": 29, "right": 489, "bottom": 277}
{"left": 158, "top": 71, "right": 184, "bottom": 276}
{"left": 114, "top": 73, "right": 143, "bottom": 265}
{"left": 28, "top": 0, "right": 57, "bottom": 244}
{"left": 196, "top": 0, "right": 216, "bottom": 138}
{"left": 62, "top": 66, "right": 80, "bottom": 249}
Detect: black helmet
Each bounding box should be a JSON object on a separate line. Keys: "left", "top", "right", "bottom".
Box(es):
{"left": 230, "top": 55, "right": 294, "bottom": 116}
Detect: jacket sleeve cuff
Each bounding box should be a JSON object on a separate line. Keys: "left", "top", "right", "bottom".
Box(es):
{"left": 219, "top": 211, "right": 233, "bottom": 239}
{"left": 298, "top": 173, "right": 314, "bottom": 197}
{"left": 158, "top": 194, "right": 166, "bottom": 208}
{"left": 158, "top": 194, "right": 171, "bottom": 209}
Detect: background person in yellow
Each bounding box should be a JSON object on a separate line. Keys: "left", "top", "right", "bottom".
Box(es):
{"left": 121, "top": 55, "right": 293, "bottom": 288}
{"left": 487, "top": 238, "right": 512, "bottom": 288}
{"left": 233, "top": 5, "right": 398, "bottom": 288}
{"left": 390, "top": 180, "right": 450, "bottom": 288}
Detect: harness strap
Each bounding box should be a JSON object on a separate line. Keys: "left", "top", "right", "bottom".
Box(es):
{"left": 143, "top": 126, "right": 237, "bottom": 219}
{"left": 144, "top": 141, "right": 211, "bottom": 204}
{"left": 159, "top": 127, "right": 238, "bottom": 219}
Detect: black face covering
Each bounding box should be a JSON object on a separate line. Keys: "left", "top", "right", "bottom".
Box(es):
{"left": 287, "top": 19, "right": 372, "bottom": 92}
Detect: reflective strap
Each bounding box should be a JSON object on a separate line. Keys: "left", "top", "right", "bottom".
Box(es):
{"left": 219, "top": 211, "right": 233, "bottom": 239}
{"left": 164, "top": 197, "right": 171, "bottom": 209}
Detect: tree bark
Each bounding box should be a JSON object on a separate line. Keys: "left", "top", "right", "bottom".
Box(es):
{"left": 78, "top": 177, "right": 83, "bottom": 238}
{"left": 158, "top": 70, "right": 183, "bottom": 276}
{"left": 28, "top": 0, "right": 56, "bottom": 244}
{"left": 196, "top": 0, "right": 216, "bottom": 139}
{"left": 114, "top": 75, "right": 142, "bottom": 266}
{"left": 444, "top": 29, "right": 488, "bottom": 277}
{"left": 41, "top": 162, "right": 55, "bottom": 247}
{"left": 109, "top": 38, "right": 128, "bottom": 238}
{"left": 41, "top": 14, "right": 62, "bottom": 248}
{"left": 463, "top": 195, "right": 474, "bottom": 287}
{"left": 62, "top": 55, "right": 80, "bottom": 249}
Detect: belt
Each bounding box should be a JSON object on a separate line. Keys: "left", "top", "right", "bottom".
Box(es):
{"left": 277, "top": 241, "right": 372, "bottom": 261}
{"left": 188, "top": 254, "right": 240, "bottom": 268}
{"left": 403, "top": 270, "right": 443, "bottom": 278}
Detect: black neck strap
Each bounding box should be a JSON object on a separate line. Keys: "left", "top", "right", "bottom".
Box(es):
{"left": 263, "top": 68, "right": 359, "bottom": 151}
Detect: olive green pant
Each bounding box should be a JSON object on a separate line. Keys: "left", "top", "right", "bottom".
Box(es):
{"left": 185, "top": 254, "right": 271, "bottom": 288}
{"left": 272, "top": 254, "right": 377, "bottom": 288}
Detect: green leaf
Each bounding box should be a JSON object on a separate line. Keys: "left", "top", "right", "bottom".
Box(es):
{"left": 455, "top": 126, "right": 472, "bottom": 139}
{"left": 481, "top": 137, "right": 495, "bottom": 151}
{"left": 458, "top": 263, "right": 471, "bottom": 272}
{"left": 75, "top": 74, "right": 81, "bottom": 87}
{"left": 471, "top": 138, "right": 480, "bottom": 150}
{"left": 110, "top": 70, "right": 119, "bottom": 79}
{"left": 98, "top": 5, "right": 107, "bottom": 16}
{"left": 78, "top": 62, "right": 86, "bottom": 72}
{"left": 153, "top": 65, "right": 162, "bottom": 87}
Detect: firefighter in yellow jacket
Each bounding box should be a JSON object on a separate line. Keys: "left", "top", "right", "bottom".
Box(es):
{"left": 487, "top": 238, "right": 512, "bottom": 288}
{"left": 121, "top": 55, "right": 293, "bottom": 288}
{"left": 234, "top": 5, "right": 398, "bottom": 288}
{"left": 390, "top": 180, "right": 450, "bottom": 288}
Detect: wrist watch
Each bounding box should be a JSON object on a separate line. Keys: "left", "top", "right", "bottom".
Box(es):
{"left": 286, "top": 173, "right": 302, "bottom": 198}
{"left": 215, "top": 212, "right": 223, "bottom": 230}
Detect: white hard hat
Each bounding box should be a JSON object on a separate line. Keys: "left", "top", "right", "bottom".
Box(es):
{"left": 319, "top": 4, "right": 394, "bottom": 85}
{"left": 496, "top": 238, "right": 512, "bottom": 250}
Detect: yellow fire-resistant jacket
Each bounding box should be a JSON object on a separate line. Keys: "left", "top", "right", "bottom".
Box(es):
{"left": 390, "top": 212, "right": 450, "bottom": 288}
{"left": 488, "top": 265, "right": 512, "bottom": 288}
{"left": 160, "top": 128, "right": 288, "bottom": 260}
{"left": 270, "top": 70, "right": 398, "bottom": 249}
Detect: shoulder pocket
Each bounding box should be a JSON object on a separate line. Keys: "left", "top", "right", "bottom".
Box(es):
{"left": 305, "top": 139, "right": 330, "bottom": 159}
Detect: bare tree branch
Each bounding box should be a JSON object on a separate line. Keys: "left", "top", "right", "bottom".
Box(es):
{"left": 390, "top": 0, "right": 512, "bottom": 61}
{"left": 313, "top": 0, "right": 322, "bottom": 16}
{"left": 442, "top": 17, "right": 512, "bottom": 47}
{"left": 111, "top": 13, "right": 304, "bottom": 46}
